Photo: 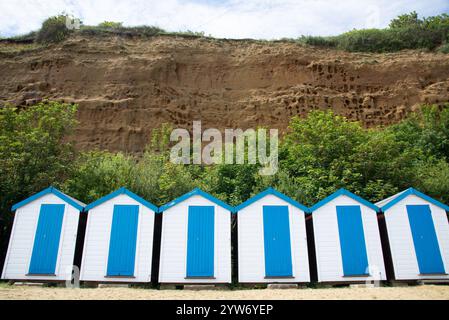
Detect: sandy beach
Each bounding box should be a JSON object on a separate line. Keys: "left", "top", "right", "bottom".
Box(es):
{"left": 0, "top": 284, "right": 448, "bottom": 300}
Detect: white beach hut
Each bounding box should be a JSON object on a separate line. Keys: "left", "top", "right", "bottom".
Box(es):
{"left": 309, "top": 188, "right": 386, "bottom": 283}
{"left": 80, "top": 187, "right": 158, "bottom": 283}
{"left": 158, "top": 188, "right": 233, "bottom": 284}
{"left": 376, "top": 188, "right": 449, "bottom": 281}
{"left": 235, "top": 188, "right": 310, "bottom": 283}
{"left": 2, "top": 187, "right": 85, "bottom": 281}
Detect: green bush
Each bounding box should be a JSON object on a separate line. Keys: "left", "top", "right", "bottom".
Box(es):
{"left": 438, "top": 43, "right": 449, "bottom": 53}
{"left": 7, "top": 11, "right": 448, "bottom": 53}
{"left": 298, "top": 35, "right": 337, "bottom": 48}
{"left": 98, "top": 21, "right": 123, "bottom": 29}
{"left": 332, "top": 26, "right": 447, "bottom": 52}
{"left": 389, "top": 11, "right": 421, "bottom": 29}
{"left": 301, "top": 12, "right": 449, "bottom": 52}
{"left": 3, "top": 100, "right": 449, "bottom": 265}
{"left": 36, "top": 15, "right": 72, "bottom": 44}
{"left": 0, "top": 102, "right": 78, "bottom": 265}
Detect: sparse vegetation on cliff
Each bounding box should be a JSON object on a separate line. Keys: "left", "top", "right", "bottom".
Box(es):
{"left": 298, "top": 12, "right": 449, "bottom": 52}
{"left": 2, "top": 11, "right": 448, "bottom": 53}
{"left": 36, "top": 14, "right": 74, "bottom": 44}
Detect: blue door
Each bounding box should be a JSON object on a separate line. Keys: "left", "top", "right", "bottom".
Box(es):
{"left": 407, "top": 205, "right": 445, "bottom": 274}
{"left": 107, "top": 205, "right": 139, "bottom": 276}
{"left": 336, "top": 205, "right": 369, "bottom": 276}
{"left": 186, "top": 206, "right": 214, "bottom": 277}
{"left": 263, "top": 205, "right": 293, "bottom": 277}
{"left": 29, "top": 204, "right": 65, "bottom": 275}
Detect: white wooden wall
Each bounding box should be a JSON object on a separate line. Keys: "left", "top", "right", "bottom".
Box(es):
{"left": 312, "top": 195, "right": 386, "bottom": 282}
{"left": 237, "top": 194, "right": 310, "bottom": 283}
{"left": 2, "top": 193, "right": 80, "bottom": 281}
{"left": 80, "top": 194, "right": 155, "bottom": 282}
{"left": 158, "top": 195, "right": 232, "bottom": 283}
{"left": 384, "top": 194, "right": 449, "bottom": 280}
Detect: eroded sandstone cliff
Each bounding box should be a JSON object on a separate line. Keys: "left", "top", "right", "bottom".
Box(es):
{"left": 1, "top": 35, "right": 448, "bottom": 152}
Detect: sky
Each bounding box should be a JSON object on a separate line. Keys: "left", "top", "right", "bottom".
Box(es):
{"left": 1, "top": 0, "right": 448, "bottom": 39}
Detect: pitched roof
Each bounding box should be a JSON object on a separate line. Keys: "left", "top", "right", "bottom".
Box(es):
{"left": 158, "top": 188, "right": 234, "bottom": 213}
{"left": 377, "top": 187, "right": 449, "bottom": 212}
{"left": 234, "top": 187, "right": 309, "bottom": 213}
{"left": 84, "top": 187, "right": 158, "bottom": 212}
{"left": 11, "top": 186, "right": 85, "bottom": 212}
{"left": 374, "top": 189, "right": 408, "bottom": 208}
{"left": 309, "top": 188, "right": 379, "bottom": 212}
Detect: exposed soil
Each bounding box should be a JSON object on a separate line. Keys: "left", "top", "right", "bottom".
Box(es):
{"left": 1, "top": 35, "right": 449, "bottom": 153}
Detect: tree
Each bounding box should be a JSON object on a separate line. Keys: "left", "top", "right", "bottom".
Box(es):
{"left": 275, "top": 110, "right": 423, "bottom": 205}
{"left": 0, "top": 101, "right": 78, "bottom": 269}
{"left": 62, "top": 151, "right": 135, "bottom": 204}
{"left": 387, "top": 104, "right": 449, "bottom": 160}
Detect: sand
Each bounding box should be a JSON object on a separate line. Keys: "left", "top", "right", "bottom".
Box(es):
{"left": 0, "top": 285, "right": 448, "bottom": 300}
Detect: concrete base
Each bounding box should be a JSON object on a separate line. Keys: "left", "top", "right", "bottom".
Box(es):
{"left": 267, "top": 284, "right": 298, "bottom": 289}
{"left": 390, "top": 281, "right": 409, "bottom": 287}
{"left": 159, "top": 284, "right": 178, "bottom": 290}
{"left": 309, "top": 283, "right": 335, "bottom": 289}
{"left": 98, "top": 283, "right": 129, "bottom": 288}
{"left": 82, "top": 282, "right": 99, "bottom": 288}
{"left": 239, "top": 284, "right": 267, "bottom": 289}
{"left": 13, "top": 282, "right": 44, "bottom": 287}
{"left": 349, "top": 284, "right": 376, "bottom": 288}
{"left": 418, "top": 279, "right": 449, "bottom": 285}
{"left": 184, "top": 285, "right": 217, "bottom": 290}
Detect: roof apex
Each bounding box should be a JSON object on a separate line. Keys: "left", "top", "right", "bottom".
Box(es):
{"left": 379, "top": 187, "right": 449, "bottom": 212}
{"left": 11, "top": 186, "right": 85, "bottom": 212}
{"left": 84, "top": 187, "right": 158, "bottom": 212}
{"left": 234, "top": 187, "right": 309, "bottom": 213}
{"left": 309, "top": 188, "right": 379, "bottom": 213}
{"left": 158, "top": 188, "right": 234, "bottom": 213}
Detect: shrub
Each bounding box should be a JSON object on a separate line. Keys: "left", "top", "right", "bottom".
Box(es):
{"left": 335, "top": 29, "right": 397, "bottom": 52}
{"left": 389, "top": 11, "right": 421, "bottom": 29}
{"left": 301, "top": 12, "right": 449, "bottom": 52}
{"left": 36, "top": 15, "right": 72, "bottom": 44}
{"left": 0, "top": 102, "right": 78, "bottom": 266}
{"left": 297, "top": 35, "right": 337, "bottom": 48}
{"left": 438, "top": 43, "right": 449, "bottom": 54}
{"left": 98, "top": 21, "right": 123, "bottom": 29}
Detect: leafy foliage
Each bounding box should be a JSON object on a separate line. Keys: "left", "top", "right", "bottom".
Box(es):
{"left": 36, "top": 15, "right": 73, "bottom": 44}
{"left": 5, "top": 11, "right": 449, "bottom": 53}
{"left": 389, "top": 11, "right": 421, "bottom": 29}
{"left": 2, "top": 101, "right": 449, "bottom": 269}
{"left": 97, "top": 21, "right": 123, "bottom": 29}
{"left": 0, "top": 101, "right": 78, "bottom": 266}
{"left": 300, "top": 12, "right": 449, "bottom": 52}
{"left": 439, "top": 43, "right": 449, "bottom": 54}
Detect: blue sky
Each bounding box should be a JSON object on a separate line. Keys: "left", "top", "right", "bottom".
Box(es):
{"left": 1, "top": 0, "right": 448, "bottom": 39}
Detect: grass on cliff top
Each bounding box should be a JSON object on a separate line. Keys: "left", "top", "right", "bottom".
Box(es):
{"left": 1, "top": 11, "right": 449, "bottom": 53}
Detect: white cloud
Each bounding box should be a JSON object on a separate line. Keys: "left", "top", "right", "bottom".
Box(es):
{"left": 0, "top": 0, "right": 448, "bottom": 39}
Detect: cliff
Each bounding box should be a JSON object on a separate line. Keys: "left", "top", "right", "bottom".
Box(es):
{"left": 1, "top": 34, "right": 448, "bottom": 152}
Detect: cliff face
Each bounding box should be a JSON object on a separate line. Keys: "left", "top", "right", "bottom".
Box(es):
{"left": 1, "top": 35, "right": 449, "bottom": 153}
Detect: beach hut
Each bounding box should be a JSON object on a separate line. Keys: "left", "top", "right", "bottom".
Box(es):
{"left": 80, "top": 187, "right": 158, "bottom": 283}
{"left": 2, "top": 187, "right": 85, "bottom": 281}
{"left": 309, "top": 188, "right": 386, "bottom": 283}
{"left": 235, "top": 188, "right": 310, "bottom": 283}
{"left": 158, "top": 188, "right": 233, "bottom": 284}
{"left": 376, "top": 188, "right": 449, "bottom": 281}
